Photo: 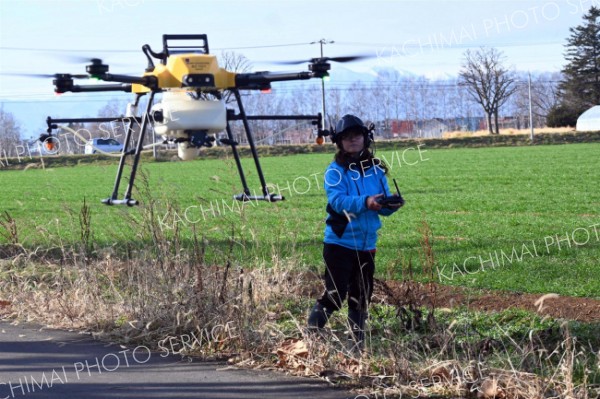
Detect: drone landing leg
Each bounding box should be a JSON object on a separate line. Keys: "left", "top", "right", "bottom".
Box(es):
{"left": 105, "top": 106, "right": 139, "bottom": 204}
{"left": 232, "top": 89, "right": 283, "bottom": 202}
{"left": 103, "top": 91, "right": 156, "bottom": 206}
{"left": 223, "top": 121, "right": 251, "bottom": 199}
{"left": 123, "top": 91, "right": 156, "bottom": 203}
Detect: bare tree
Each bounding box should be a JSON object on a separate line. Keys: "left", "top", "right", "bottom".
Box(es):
{"left": 446, "top": 78, "right": 480, "bottom": 130}
{"left": 459, "top": 47, "right": 518, "bottom": 134}
{"left": 218, "top": 51, "right": 253, "bottom": 74}
{"left": 508, "top": 72, "right": 561, "bottom": 129}
{"left": 85, "top": 98, "right": 128, "bottom": 141}
{"left": 0, "top": 107, "right": 22, "bottom": 157}
{"left": 531, "top": 72, "right": 561, "bottom": 123}
{"left": 325, "top": 87, "right": 344, "bottom": 125}
{"left": 370, "top": 68, "right": 401, "bottom": 136}
{"left": 218, "top": 51, "right": 253, "bottom": 105}
{"left": 345, "top": 82, "right": 373, "bottom": 121}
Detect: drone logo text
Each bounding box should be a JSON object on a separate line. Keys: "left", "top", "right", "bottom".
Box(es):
{"left": 97, "top": 0, "right": 145, "bottom": 14}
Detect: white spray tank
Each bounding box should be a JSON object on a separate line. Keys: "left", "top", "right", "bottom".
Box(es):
{"left": 151, "top": 91, "right": 227, "bottom": 160}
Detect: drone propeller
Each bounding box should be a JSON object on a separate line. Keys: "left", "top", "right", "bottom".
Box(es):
{"left": 54, "top": 55, "right": 127, "bottom": 67}
{"left": 0, "top": 72, "right": 89, "bottom": 79}
{"left": 52, "top": 55, "right": 100, "bottom": 64}
{"left": 274, "top": 54, "right": 373, "bottom": 65}
{"left": 46, "top": 56, "right": 114, "bottom": 76}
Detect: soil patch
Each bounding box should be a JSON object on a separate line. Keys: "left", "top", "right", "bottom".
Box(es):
{"left": 374, "top": 280, "right": 600, "bottom": 322}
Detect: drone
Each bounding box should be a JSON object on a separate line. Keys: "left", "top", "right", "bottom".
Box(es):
{"left": 38, "top": 34, "right": 366, "bottom": 206}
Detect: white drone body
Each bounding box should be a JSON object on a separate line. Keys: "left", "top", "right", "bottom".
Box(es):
{"left": 150, "top": 91, "right": 227, "bottom": 160}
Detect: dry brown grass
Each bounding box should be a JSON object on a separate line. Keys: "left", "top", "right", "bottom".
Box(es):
{"left": 443, "top": 127, "right": 575, "bottom": 139}
{"left": 0, "top": 197, "right": 598, "bottom": 398}
{"left": 1, "top": 246, "right": 598, "bottom": 398}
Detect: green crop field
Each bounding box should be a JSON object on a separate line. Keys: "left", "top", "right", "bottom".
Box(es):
{"left": 1, "top": 142, "right": 599, "bottom": 298}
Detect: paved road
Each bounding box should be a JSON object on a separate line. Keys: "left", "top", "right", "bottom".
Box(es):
{"left": 0, "top": 322, "right": 355, "bottom": 399}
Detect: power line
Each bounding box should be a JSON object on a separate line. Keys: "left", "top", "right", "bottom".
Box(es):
{"left": 0, "top": 42, "right": 313, "bottom": 54}
{"left": 0, "top": 79, "right": 563, "bottom": 100}
{"left": 334, "top": 40, "right": 564, "bottom": 49}
{"left": 214, "top": 42, "right": 312, "bottom": 50}
{"left": 0, "top": 47, "right": 138, "bottom": 53}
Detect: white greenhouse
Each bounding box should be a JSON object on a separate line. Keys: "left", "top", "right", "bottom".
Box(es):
{"left": 576, "top": 105, "right": 600, "bottom": 131}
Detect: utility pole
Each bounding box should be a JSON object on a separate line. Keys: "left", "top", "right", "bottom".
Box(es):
{"left": 528, "top": 72, "right": 534, "bottom": 143}
{"left": 311, "top": 39, "right": 333, "bottom": 130}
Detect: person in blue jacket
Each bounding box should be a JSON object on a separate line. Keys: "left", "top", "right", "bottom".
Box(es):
{"left": 307, "top": 114, "right": 403, "bottom": 351}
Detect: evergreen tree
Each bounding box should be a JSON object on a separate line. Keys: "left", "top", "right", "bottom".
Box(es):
{"left": 559, "top": 6, "right": 600, "bottom": 115}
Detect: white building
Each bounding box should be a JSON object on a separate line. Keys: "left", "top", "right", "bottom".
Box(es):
{"left": 576, "top": 105, "right": 600, "bottom": 131}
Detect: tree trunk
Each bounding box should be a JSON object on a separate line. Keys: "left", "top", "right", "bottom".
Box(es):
{"left": 486, "top": 112, "right": 493, "bottom": 134}
{"left": 494, "top": 110, "right": 500, "bottom": 134}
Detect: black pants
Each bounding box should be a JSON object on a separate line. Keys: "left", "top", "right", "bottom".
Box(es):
{"left": 317, "top": 243, "right": 376, "bottom": 313}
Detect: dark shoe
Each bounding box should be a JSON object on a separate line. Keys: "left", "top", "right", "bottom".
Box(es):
{"left": 307, "top": 302, "right": 332, "bottom": 330}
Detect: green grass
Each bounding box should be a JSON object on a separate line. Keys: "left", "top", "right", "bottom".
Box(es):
{"left": 1, "top": 143, "right": 599, "bottom": 298}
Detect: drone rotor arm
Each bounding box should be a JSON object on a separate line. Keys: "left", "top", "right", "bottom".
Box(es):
{"left": 233, "top": 71, "right": 315, "bottom": 90}
{"left": 94, "top": 73, "right": 158, "bottom": 90}
{"left": 55, "top": 83, "right": 133, "bottom": 94}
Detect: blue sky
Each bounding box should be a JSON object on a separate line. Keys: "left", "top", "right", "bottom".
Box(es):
{"left": 0, "top": 0, "right": 598, "bottom": 136}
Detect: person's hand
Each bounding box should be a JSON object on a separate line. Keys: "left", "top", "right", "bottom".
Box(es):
{"left": 366, "top": 194, "right": 384, "bottom": 211}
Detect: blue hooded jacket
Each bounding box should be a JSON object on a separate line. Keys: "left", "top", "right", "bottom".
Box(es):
{"left": 323, "top": 158, "right": 398, "bottom": 251}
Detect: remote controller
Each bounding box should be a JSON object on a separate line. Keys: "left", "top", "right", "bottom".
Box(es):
{"left": 377, "top": 178, "right": 405, "bottom": 208}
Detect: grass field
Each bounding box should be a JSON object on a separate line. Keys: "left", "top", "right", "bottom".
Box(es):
{"left": 1, "top": 142, "right": 599, "bottom": 298}
{"left": 2, "top": 142, "right": 599, "bottom": 397}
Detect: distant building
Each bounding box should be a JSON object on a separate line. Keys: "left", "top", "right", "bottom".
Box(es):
{"left": 383, "top": 117, "right": 486, "bottom": 138}
{"left": 391, "top": 120, "right": 414, "bottom": 137}
{"left": 576, "top": 106, "right": 600, "bottom": 131}
{"left": 451, "top": 117, "right": 484, "bottom": 132}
